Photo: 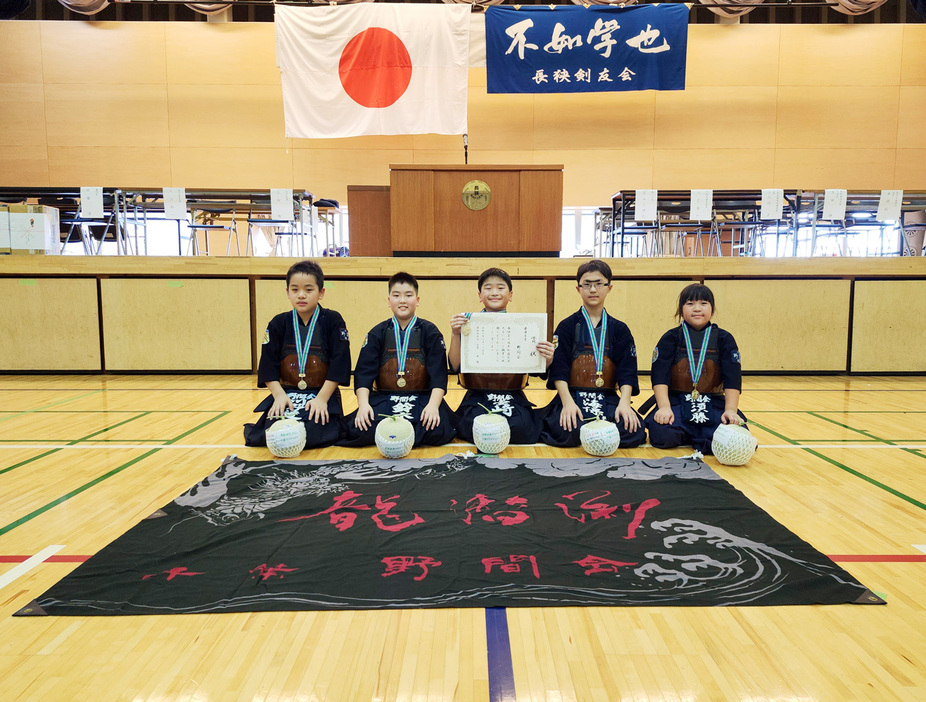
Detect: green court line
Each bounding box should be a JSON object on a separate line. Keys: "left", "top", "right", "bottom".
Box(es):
{"left": 745, "top": 410, "right": 926, "bottom": 414}
{"left": 808, "top": 412, "right": 926, "bottom": 463}
{"left": 0, "top": 411, "right": 229, "bottom": 537}
{"left": 0, "top": 412, "right": 152, "bottom": 476}
{"left": 0, "top": 390, "right": 104, "bottom": 423}
{"left": 795, "top": 439, "right": 926, "bottom": 451}
{"left": 814, "top": 411, "right": 926, "bottom": 414}
{"left": 749, "top": 419, "right": 926, "bottom": 512}
{"left": 0, "top": 440, "right": 167, "bottom": 444}
{"left": 0, "top": 439, "right": 170, "bottom": 444}
{"left": 0, "top": 439, "right": 184, "bottom": 444}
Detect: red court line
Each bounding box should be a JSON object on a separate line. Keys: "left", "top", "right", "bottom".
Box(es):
{"left": 0, "top": 555, "right": 90, "bottom": 563}
{"left": 828, "top": 555, "right": 926, "bottom": 562}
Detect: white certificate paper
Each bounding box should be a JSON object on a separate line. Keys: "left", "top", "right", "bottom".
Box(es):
{"left": 460, "top": 313, "right": 548, "bottom": 374}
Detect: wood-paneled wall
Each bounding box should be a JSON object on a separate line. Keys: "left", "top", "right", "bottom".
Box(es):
{"left": 100, "top": 278, "right": 252, "bottom": 371}
{"left": 2, "top": 257, "right": 925, "bottom": 373}
{"left": 1, "top": 21, "right": 925, "bottom": 206}
{"left": 0, "top": 277, "right": 101, "bottom": 371}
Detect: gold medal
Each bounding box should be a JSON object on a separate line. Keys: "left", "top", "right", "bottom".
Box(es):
{"left": 461, "top": 323, "right": 471, "bottom": 336}
{"left": 298, "top": 378, "right": 307, "bottom": 391}
{"left": 595, "top": 376, "right": 604, "bottom": 388}
{"left": 691, "top": 389, "right": 700, "bottom": 401}
{"left": 397, "top": 376, "right": 407, "bottom": 388}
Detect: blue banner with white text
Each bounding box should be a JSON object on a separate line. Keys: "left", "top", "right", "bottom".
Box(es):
{"left": 485, "top": 5, "right": 688, "bottom": 94}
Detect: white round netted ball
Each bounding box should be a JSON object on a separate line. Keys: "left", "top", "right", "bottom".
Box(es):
{"left": 375, "top": 416, "right": 416, "bottom": 459}
{"left": 472, "top": 412, "right": 511, "bottom": 454}
{"left": 711, "top": 423, "right": 757, "bottom": 466}
{"left": 265, "top": 417, "right": 307, "bottom": 459}
{"left": 580, "top": 418, "right": 621, "bottom": 457}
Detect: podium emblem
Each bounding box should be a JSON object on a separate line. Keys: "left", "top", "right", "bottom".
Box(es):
{"left": 462, "top": 180, "right": 491, "bottom": 211}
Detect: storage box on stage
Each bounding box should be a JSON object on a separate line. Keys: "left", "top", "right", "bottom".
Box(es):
{"left": 8, "top": 205, "right": 60, "bottom": 255}
{"left": 0, "top": 206, "right": 10, "bottom": 254}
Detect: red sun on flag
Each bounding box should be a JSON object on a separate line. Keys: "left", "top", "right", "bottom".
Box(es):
{"left": 338, "top": 27, "right": 413, "bottom": 109}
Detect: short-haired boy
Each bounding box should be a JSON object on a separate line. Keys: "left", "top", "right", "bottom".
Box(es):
{"left": 448, "top": 267, "right": 554, "bottom": 444}
{"left": 339, "top": 272, "right": 456, "bottom": 447}
{"left": 244, "top": 259, "right": 351, "bottom": 449}
{"left": 539, "top": 259, "right": 646, "bottom": 448}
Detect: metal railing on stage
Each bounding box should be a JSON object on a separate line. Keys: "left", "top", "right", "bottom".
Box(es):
{"left": 117, "top": 189, "right": 316, "bottom": 257}
{"left": 607, "top": 190, "right": 926, "bottom": 257}
{"left": 0, "top": 187, "right": 318, "bottom": 257}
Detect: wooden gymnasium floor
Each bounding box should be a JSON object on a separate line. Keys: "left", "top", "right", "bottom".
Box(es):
{"left": 0, "top": 374, "right": 924, "bottom": 702}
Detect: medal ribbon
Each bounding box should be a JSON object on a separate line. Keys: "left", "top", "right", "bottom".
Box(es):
{"left": 580, "top": 307, "right": 607, "bottom": 378}
{"left": 393, "top": 315, "right": 418, "bottom": 379}
{"left": 681, "top": 323, "right": 712, "bottom": 393}
{"left": 291, "top": 306, "right": 321, "bottom": 382}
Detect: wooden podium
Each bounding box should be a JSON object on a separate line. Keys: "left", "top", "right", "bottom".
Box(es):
{"left": 389, "top": 164, "right": 563, "bottom": 256}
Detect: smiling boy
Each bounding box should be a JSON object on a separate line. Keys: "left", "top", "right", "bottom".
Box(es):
{"left": 448, "top": 267, "right": 554, "bottom": 445}
{"left": 539, "top": 259, "right": 645, "bottom": 448}
{"left": 244, "top": 259, "right": 351, "bottom": 449}
{"left": 339, "top": 272, "right": 456, "bottom": 448}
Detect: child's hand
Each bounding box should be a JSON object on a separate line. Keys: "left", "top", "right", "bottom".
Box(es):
{"left": 615, "top": 403, "right": 640, "bottom": 432}
{"left": 354, "top": 404, "right": 375, "bottom": 431}
{"left": 269, "top": 396, "right": 294, "bottom": 419}
{"left": 536, "top": 341, "right": 555, "bottom": 364}
{"left": 420, "top": 403, "right": 441, "bottom": 430}
{"left": 654, "top": 407, "right": 674, "bottom": 425}
{"left": 449, "top": 313, "right": 468, "bottom": 335}
{"left": 559, "top": 401, "right": 583, "bottom": 432}
{"left": 721, "top": 411, "right": 742, "bottom": 426}
{"left": 306, "top": 396, "right": 329, "bottom": 425}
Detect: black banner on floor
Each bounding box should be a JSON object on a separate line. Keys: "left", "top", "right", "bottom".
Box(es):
{"left": 20, "top": 456, "right": 884, "bottom": 615}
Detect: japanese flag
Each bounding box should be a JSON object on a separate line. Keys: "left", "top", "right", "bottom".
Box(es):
{"left": 275, "top": 4, "right": 470, "bottom": 139}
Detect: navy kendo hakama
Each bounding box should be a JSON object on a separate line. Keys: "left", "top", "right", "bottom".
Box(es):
{"left": 643, "top": 322, "right": 748, "bottom": 455}
{"left": 244, "top": 307, "right": 351, "bottom": 449}
{"left": 453, "top": 379, "right": 542, "bottom": 445}
{"left": 339, "top": 318, "right": 456, "bottom": 447}
{"left": 539, "top": 310, "right": 646, "bottom": 448}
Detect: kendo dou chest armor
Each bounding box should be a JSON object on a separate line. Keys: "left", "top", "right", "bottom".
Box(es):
{"left": 669, "top": 328, "right": 723, "bottom": 395}
{"left": 460, "top": 372, "right": 527, "bottom": 391}
{"left": 568, "top": 322, "right": 617, "bottom": 390}
{"left": 377, "top": 325, "right": 429, "bottom": 391}
{"left": 280, "top": 324, "right": 329, "bottom": 389}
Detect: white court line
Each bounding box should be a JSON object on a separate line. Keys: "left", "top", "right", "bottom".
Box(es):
{"left": 0, "top": 443, "right": 925, "bottom": 451}
{"left": 914, "top": 545, "right": 926, "bottom": 555}
{"left": 0, "top": 545, "right": 64, "bottom": 591}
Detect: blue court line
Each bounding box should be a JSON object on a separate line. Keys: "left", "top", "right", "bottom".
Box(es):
{"left": 485, "top": 607, "right": 516, "bottom": 702}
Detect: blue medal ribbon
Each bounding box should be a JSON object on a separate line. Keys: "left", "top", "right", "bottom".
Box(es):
{"left": 393, "top": 315, "right": 418, "bottom": 387}
{"left": 580, "top": 307, "right": 607, "bottom": 387}
{"left": 681, "top": 323, "right": 712, "bottom": 400}
{"left": 292, "top": 306, "right": 321, "bottom": 389}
